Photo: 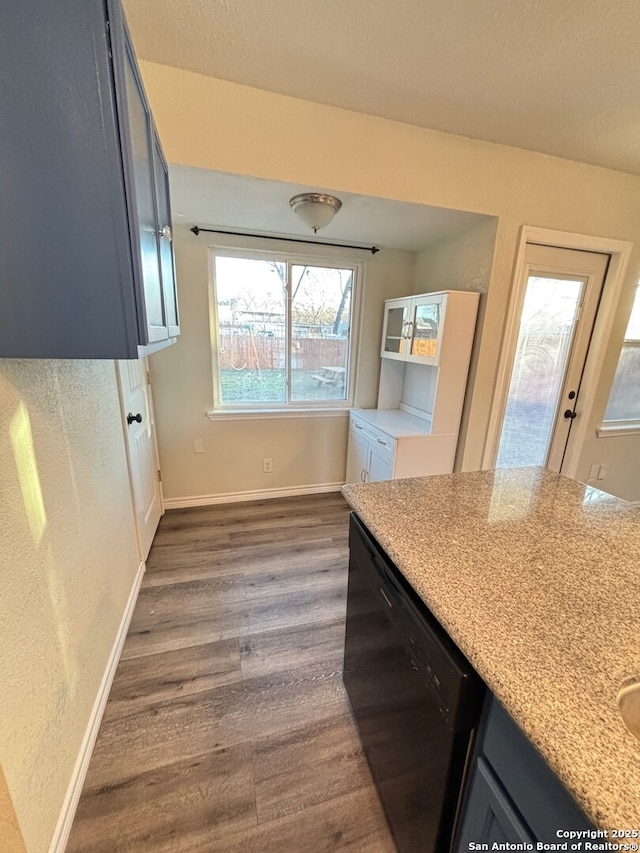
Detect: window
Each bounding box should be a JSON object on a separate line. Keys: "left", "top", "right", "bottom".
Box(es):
{"left": 603, "top": 283, "right": 640, "bottom": 425}
{"left": 211, "top": 251, "right": 358, "bottom": 410}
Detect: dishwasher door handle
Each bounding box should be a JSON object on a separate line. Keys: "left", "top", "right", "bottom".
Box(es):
{"left": 378, "top": 586, "right": 393, "bottom": 609}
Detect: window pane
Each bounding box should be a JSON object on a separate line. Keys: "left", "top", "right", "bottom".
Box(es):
{"left": 496, "top": 276, "right": 582, "bottom": 468}
{"left": 604, "top": 283, "right": 640, "bottom": 422}
{"left": 625, "top": 286, "right": 640, "bottom": 339}
{"left": 214, "top": 257, "right": 286, "bottom": 404}
{"left": 604, "top": 345, "right": 640, "bottom": 421}
{"left": 290, "top": 265, "right": 353, "bottom": 402}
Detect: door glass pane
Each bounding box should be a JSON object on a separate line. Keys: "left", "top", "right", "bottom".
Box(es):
{"left": 496, "top": 277, "right": 582, "bottom": 468}
{"left": 214, "top": 257, "right": 286, "bottom": 404}
{"left": 290, "top": 265, "right": 353, "bottom": 402}
{"left": 152, "top": 138, "right": 178, "bottom": 328}
{"left": 411, "top": 302, "right": 440, "bottom": 358}
{"left": 125, "top": 57, "right": 163, "bottom": 329}
{"left": 384, "top": 306, "right": 406, "bottom": 354}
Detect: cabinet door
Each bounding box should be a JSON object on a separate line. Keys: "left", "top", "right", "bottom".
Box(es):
{"left": 368, "top": 441, "right": 395, "bottom": 482}
{"left": 455, "top": 758, "right": 535, "bottom": 850}
{"left": 122, "top": 37, "right": 168, "bottom": 345}
{"left": 152, "top": 133, "right": 180, "bottom": 338}
{"left": 406, "top": 294, "right": 445, "bottom": 365}
{"left": 0, "top": 0, "right": 140, "bottom": 358}
{"left": 346, "top": 425, "right": 370, "bottom": 483}
{"left": 381, "top": 299, "right": 411, "bottom": 360}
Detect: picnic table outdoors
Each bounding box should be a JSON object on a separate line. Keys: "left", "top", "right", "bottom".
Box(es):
{"left": 311, "top": 365, "right": 346, "bottom": 387}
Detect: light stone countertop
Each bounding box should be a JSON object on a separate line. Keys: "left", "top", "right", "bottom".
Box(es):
{"left": 342, "top": 466, "right": 640, "bottom": 832}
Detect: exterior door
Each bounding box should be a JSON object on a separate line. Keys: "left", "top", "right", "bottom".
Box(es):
{"left": 116, "top": 358, "right": 163, "bottom": 558}
{"left": 495, "top": 244, "right": 609, "bottom": 473}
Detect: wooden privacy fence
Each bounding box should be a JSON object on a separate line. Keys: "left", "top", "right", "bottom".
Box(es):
{"left": 218, "top": 333, "right": 347, "bottom": 371}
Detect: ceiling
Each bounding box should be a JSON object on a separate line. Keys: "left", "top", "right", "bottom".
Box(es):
{"left": 123, "top": 0, "right": 640, "bottom": 176}
{"left": 169, "top": 166, "right": 492, "bottom": 251}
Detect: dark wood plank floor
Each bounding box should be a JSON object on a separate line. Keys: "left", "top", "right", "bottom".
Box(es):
{"left": 67, "top": 493, "right": 396, "bottom": 852}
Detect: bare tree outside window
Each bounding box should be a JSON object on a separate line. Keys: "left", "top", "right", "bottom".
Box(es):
{"left": 213, "top": 254, "right": 356, "bottom": 407}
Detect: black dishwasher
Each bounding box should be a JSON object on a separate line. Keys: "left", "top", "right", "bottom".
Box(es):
{"left": 343, "top": 513, "right": 484, "bottom": 853}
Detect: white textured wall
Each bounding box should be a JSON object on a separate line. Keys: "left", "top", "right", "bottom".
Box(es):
{"left": 414, "top": 218, "right": 499, "bottom": 471}
{"left": 0, "top": 360, "right": 140, "bottom": 852}
{"left": 140, "top": 61, "right": 640, "bottom": 499}
{"left": 150, "top": 227, "right": 416, "bottom": 501}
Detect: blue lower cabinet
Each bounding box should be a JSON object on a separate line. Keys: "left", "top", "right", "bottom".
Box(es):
{"left": 455, "top": 757, "right": 534, "bottom": 848}
{"left": 455, "top": 698, "right": 593, "bottom": 850}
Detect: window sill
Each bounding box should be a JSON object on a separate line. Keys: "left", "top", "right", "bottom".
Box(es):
{"left": 596, "top": 422, "right": 640, "bottom": 438}
{"left": 206, "top": 408, "right": 351, "bottom": 422}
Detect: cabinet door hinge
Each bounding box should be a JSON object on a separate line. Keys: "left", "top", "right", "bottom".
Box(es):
{"left": 146, "top": 370, "right": 151, "bottom": 385}
{"left": 157, "top": 469, "right": 162, "bottom": 482}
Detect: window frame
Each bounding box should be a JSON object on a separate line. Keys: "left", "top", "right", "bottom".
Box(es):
{"left": 599, "top": 281, "right": 640, "bottom": 435}
{"left": 208, "top": 247, "right": 362, "bottom": 415}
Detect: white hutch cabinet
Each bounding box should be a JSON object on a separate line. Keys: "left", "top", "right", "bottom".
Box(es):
{"left": 347, "top": 290, "right": 479, "bottom": 483}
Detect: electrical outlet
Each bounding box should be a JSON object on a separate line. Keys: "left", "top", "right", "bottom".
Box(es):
{"left": 597, "top": 464, "right": 607, "bottom": 480}
{"left": 588, "top": 464, "right": 600, "bottom": 481}
{"left": 263, "top": 457, "right": 273, "bottom": 473}
{"left": 193, "top": 438, "right": 204, "bottom": 454}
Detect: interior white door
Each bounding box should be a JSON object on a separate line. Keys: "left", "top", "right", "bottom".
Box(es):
{"left": 116, "top": 358, "right": 163, "bottom": 558}
{"left": 495, "top": 245, "right": 609, "bottom": 473}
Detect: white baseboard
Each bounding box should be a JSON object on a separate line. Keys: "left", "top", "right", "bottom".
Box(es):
{"left": 49, "top": 560, "right": 146, "bottom": 853}
{"left": 163, "top": 481, "right": 344, "bottom": 509}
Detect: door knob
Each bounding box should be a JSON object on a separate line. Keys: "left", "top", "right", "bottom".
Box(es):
{"left": 127, "top": 412, "right": 142, "bottom": 425}
{"left": 563, "top": 409, "right": 577, "bottom": 420}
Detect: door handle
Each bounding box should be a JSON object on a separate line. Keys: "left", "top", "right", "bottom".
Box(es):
{"left": 563, "top": 409, "right": 577, "bottom": 420}
{"left": 127, "top": 412, "right": 143, "bottom": 425}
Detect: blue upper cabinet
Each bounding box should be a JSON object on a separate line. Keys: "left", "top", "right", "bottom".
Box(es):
{"left": 0, "top": 0, "right": 180, "bottom": 358}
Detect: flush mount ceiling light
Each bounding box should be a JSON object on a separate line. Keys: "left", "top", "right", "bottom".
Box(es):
{"left": 289, "top": 193, "right": 342, "bottom": 233}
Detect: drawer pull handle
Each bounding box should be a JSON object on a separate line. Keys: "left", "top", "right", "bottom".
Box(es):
{"left": 354, "top": 423, "right": 363, "bottom": 430}
{"left": 376, "top": 438, "right": 388, "bottom": 446}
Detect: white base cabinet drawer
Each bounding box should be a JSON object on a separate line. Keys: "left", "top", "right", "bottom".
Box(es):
{"left": 345, "top": 411, "right": 456, "bottom": 484}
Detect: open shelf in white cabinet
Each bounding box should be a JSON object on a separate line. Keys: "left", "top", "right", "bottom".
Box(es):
{"left": 346, "top": 290, "right": 479, "bottom": 483}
